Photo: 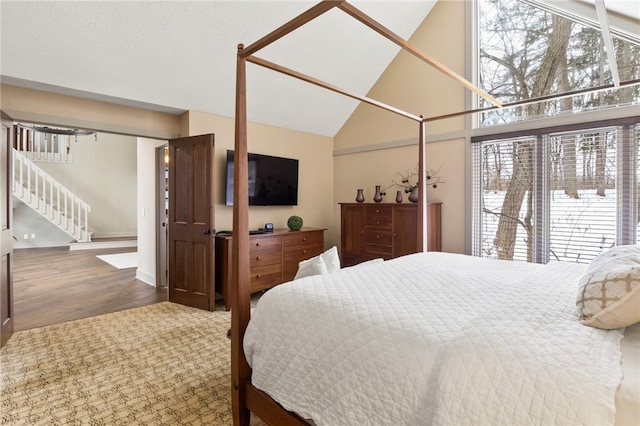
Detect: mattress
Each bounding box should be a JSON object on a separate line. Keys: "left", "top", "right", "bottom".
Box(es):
{"left": 244, "top": 252, "right": 630, "bottom": 425}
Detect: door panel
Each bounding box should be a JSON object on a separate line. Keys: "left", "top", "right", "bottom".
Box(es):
{"left": 168, "top": 134, "right": 215, "bottom": 311}
{"left": 1, "top": 113, "right": 14, "bottom": 347}
{"left": 393, "top": 205, "right": 418, "bottom": 258}
{"left": 340, "top": 205, "right": 365, "bottom": 267}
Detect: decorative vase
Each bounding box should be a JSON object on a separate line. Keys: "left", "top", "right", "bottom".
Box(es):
{"left": 355, "top": 189, "right": 365, "bottom": 203}
{"left": 408, "top": 186, "right": 419, "bottom": 203}
{"left": 395, "top": 190, "right": 403, "bottom": 203}
{"left": 373, "top": 185, "right": 382, "bottom": 203}
{"left": 287, "top": 215, "right": 303, "bottom": 230}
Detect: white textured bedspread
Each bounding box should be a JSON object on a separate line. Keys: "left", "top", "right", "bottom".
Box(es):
{"left": 244, "top": 252, "right": 624, "bottom": 425}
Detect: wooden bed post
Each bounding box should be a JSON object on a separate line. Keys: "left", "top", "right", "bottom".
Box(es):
{"left": 417, "top": 117, "right": 427, "bottom": 252}
{"left": 231, "top": 43, "right": 251, "bottom": 426}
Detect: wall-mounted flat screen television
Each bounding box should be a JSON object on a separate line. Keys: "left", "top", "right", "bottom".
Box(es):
{"left": 225, "top": 150, "right": 299, "bottom": 206}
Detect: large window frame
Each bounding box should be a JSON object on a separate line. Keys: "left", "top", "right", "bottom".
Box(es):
{"left": 467, "top": 0, "right": 640, "bottom": 262}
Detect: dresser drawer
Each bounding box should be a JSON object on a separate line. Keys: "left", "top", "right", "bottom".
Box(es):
{"left": 250, "top": 248, "right": 282, "bottom": 268}
{"left": 365, "top": 205, "right": 392, "bottom": 227}
{"left": 364, "top": 230, "right": 392, "bottom": 246}
{"left": 365, "top": 205, "right": 392, "bottom": 215}
{"left": 365, "top": 216, "right": 392, "bottom": 227}
{"left": 216, "top": 228, "right": 325, "bottom": 311}
{"left": 250, "top": 264, "right": 282, "bottom": 292}
{"left": 283, "top": 230, "right": 324, "bottom": 247}
{"left": 283, "top": 264, "right": 299, "bottom": 283}
{"left": 363, "top": 244, "right": 393, "bottom": 258}
{"left": 250, "top": 236, "right": 282, "bottom": 251}
{"left": 283, "top": 242, "right": 323, "bottom": 264}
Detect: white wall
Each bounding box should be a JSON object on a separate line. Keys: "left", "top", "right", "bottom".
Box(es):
{"left": 184, "top": 111, "right": 336, "bottom": 246}
{"left": 136, "top": 137, "right": 167, "bottom": 286}
{"left": 14, "top": 132, "right": 138, "bottom": 247}
{"left": 13, "top": 201, "right": 73, "bottom": 248}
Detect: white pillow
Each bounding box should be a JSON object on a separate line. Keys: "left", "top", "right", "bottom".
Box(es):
{"left": 294, "top": 255, "right": 328, "bottom": 279}
{"left": 321, "top": 246, "right": 341, "bottom": 273}
{"left": 340, "top": 258, "right": 384, "bottom": 271}
{"left": 576, "top": 245, "right": 640, "bottom": 330}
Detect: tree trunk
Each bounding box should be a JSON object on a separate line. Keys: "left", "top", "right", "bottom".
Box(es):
{"left": 558, "top": 29, "right": 579, "bottom": 199}
{"left": 562, "top": 135, "right": 579, "bottom": 198}
{"left": 494, "top": 142, "right": 533, "bottom": 259}
{"left": 494, "top": 16, "right": 573, "bottom": 259}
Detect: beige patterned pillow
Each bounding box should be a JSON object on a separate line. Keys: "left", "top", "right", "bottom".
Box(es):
{"left": 576, "top": 245, "right": 640, "bottom": 329}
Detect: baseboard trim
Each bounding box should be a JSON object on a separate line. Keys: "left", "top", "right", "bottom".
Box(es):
{"left": 135, "top": 269, "right": 156, "bottom": 287}
{"left": 70, "top": 240, "right": 138, "bottom": 251}
{"left": 13, "top": 241, "right": 73, "bottom": 250}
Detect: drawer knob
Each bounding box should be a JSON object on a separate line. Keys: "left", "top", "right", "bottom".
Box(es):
{"left": 376, "top": 209, "right": 380, "bottom": 213}
{"left": 302, "top": 237, "right": 307, "bottom": 242}
{"left": 255, "top": 242, "right": 260, "bottom": 247}
{"left": 376, "top": 220, "right": 380, "bottom": 225}
{"left": 256, "top": 256, "right": 261, "bottom": 260}
{"left": 256, "top": 274, "right": 261, "bottom": 278}
{"left": 376, "top": 235, "right": 380, "bottom": 239}
{"left": 302, "top": 250, "right": 307, "bottom": 254}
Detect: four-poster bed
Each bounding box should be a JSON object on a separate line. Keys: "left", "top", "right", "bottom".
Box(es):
{"left": 230, "top": 1, "right": 639, "bottom": 425}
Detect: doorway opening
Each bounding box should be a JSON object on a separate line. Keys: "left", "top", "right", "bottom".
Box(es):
{"left": 11, "top": 126, "right": 169, "bottom": 330}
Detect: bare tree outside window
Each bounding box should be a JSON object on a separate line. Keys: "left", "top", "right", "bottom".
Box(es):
{"left": 476, "top": 0, "right": 640, "bottom": 262}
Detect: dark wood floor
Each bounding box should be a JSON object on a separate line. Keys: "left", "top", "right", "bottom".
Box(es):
{"left": 13, "top": 247, "right": 167, "bottom": 331}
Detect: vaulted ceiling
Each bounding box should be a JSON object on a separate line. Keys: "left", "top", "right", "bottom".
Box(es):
{"left": 1, "top": 1, "right": 437, "bottom": 137}
{"left": 1, "top": 1, "right": 638, "bottom": 137}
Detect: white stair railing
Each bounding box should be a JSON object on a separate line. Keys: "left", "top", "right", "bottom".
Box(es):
{"left": 12, "top": 148, "right": 91, "bottom": 242}
{"left": 15, "top": 127, "right": 73, "bottom": 163}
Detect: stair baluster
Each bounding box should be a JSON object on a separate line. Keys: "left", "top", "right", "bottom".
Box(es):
{"left": 12, "top": 148, "right": 91, "bottom": 242}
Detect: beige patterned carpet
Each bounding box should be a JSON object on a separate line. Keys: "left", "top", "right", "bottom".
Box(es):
{"left": 0, "top": 302, "right": 266, "bottom": 425}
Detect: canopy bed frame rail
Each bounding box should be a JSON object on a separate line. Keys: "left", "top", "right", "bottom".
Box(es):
{"left": 230, "top": 2, "right": 498, "bottom": 424}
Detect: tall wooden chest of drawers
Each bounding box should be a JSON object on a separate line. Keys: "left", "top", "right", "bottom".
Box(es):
{"left": 340, "top": 203, "right": 441, "bottom": 267}
{"left": 215, "top": 228, "right": 325, "bottom": 310}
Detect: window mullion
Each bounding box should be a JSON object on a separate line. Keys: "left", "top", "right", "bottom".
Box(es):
{"left": 533, "top": 135, "right": 549, "bottom": 263}
{"left": 472, "top": 143, "right": 483, "bottom": 256}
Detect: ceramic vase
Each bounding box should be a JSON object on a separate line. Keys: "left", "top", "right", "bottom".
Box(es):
{"left": 373, "top": 185, "right": 382, "bottom": 203}
{"left": 395, "top": 190, "right": 403, "bottom": 203}
{"left": 355, "top": 189, "right": 365, "bottom": 203}
{"left": 408, "top": 186, "right": 419, "bottom": 203}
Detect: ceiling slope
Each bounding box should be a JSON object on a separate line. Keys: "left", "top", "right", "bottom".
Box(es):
{"left": 1, "top": 1, "right": 437, "bottom": 136}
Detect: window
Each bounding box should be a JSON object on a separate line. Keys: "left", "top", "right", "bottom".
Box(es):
{"left": 477, "top": 0, "right": 640, "bottom": 127}
{"left": 471, "top": 0, "right": 640, "bottom": 263}
{"left": 472, "top": 118, "right": 639, "bottom": 264}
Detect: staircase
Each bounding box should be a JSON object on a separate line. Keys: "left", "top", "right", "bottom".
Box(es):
{"left": 12, "top": 148, "right": 91, "bottom": 242}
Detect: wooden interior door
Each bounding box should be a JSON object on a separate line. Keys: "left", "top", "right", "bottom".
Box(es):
{"left": 168, "top": 134, "right": 215, "bottom": 310}
{"left": 1, "top": 112, "right": 15, "bottom": 347}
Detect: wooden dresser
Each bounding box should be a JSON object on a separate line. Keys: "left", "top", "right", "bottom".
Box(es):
{"left": 340, "top": 203, "right": 441, "bottom": 267}
{"left": 215, "top": 227, "right": 325, "bottom": 310}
